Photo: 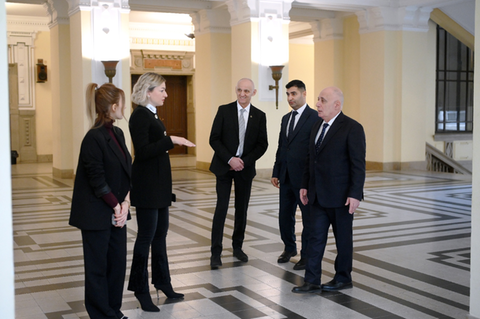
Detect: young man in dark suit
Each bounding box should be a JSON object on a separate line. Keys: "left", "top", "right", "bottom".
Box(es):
{"left": 292, "top": 86, "right": 366, "bottom": 293}
{"left": 271, "top": 80, "right": 318, "bottom": 270}
{"left": 209, "top": 78, "right": 268, "bottom": 268}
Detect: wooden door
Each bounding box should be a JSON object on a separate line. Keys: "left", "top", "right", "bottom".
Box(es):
{"left": 131, "top": 74, "right": 188, "bottom": 154}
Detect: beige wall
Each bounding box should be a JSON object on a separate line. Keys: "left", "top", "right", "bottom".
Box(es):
{"left": 426, "top": 20, "right": 439, "bottom": 149}
{"left": 34, "top": 31, "right": 53, "bottom": 162}
{"left": 399, "top": 30, "right": 429, "bottom": 163}
{"left": 288, "top": 43, "right": 315, "bottom": 108}
{"left": 343, "top": 16, "right": 361, "bottom": 120}
{"left": 359, "top": 31, "right": 386, "bottom": 165}
{"left": 117, "top": 12, "right": 132, "bottom": 153}
{"left": 314, "top": 38, "right": 344, "bottom": 99}
{"left": 70, "top": 11, "right": 93, "bottom": 169}
{"left": 194, "top": 31, "right": 232, "bottom": 169}
{"left": 50, "top": 23, "right": 73, "bottom": 176}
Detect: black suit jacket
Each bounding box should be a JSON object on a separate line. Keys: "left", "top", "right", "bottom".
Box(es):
{"left": 209, "top": 101, "right": 268, "bottom": 179}
{"left": 129, "top": 106, "right": 175, "bottom": 209}
{"left": 70, "top": 125, "right": 132, "bottom": 230}
{"left": 302, "top": 112, "right": 366, "bottom": 207}
{"left": 272, "top": 106, "right": 318, "bottom": 188}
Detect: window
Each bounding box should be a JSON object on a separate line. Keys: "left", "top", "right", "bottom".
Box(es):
{"left": 435, "top": 25, "right": 473, "bottom": 133}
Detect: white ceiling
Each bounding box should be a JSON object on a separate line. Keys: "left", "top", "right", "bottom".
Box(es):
{"left": 5, "top": 2, "right": 47, "bottom": 17}
{"left": 5, "top": 0, "right": 475, "bottom": 36}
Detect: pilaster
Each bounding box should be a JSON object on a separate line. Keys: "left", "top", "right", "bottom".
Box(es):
{"left": 46, "top": 0, "right": 73, "bottom": 178}
{"left": 66, "top": 0, "right": 131, "bottom": 173}
{"left": 310, "top": 18, "right": 344, "bottom": 96}
{"left": 190, "top": 8, "right": 232, "bottom": 169}
{"left": 356, "top": 5, "right": 433, "bottom": 170}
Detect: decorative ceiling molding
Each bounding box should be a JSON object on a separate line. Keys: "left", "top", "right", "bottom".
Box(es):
{"left": 6, "top": 17, "right": 50, "bottom": 32}
{"left": 190, "top": 8, "right": 231, "bottom": 35}
{"left": 356, "top": 5, "right": 433, "bottom": 33}
{"left": 44, "top": 0, "right": 70, "bottom": 28}
{"left": 66, "top": 0, "right": 130, "bottom": 17}
{"left": 226, "top": 0, "right": 293, "bottom": 26}
{"left": 310, "top": 18, "right": 344, "bottom": 42}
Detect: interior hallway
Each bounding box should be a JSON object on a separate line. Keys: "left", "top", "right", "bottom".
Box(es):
{"left": 12, "top": 160, "right": 472, "bottom": 319}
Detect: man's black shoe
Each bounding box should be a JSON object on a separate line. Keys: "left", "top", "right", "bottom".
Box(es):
{"left": 293, "top": 258, "right": 306, "bottom": 270}
{"left": 277, "top": 250, "right": 297, "bottom": 263}
{"left": 233, "top": 249, "right": 248, "bottom": 262}
{"left": 321, "top": 280, "right": 353, "bottom": 291}
{"left": 210, "top": 255, "right": 222, "bottom": 269}
{"left": 292, "top": 282, "right": 322, "bottom": 294}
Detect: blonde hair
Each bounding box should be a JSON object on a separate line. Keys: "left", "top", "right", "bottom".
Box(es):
{"left": 86, "top": 83, "right": 125, "bottom": 128}
{"left": 131, "top": 72, "right": 166, "bottom": 106}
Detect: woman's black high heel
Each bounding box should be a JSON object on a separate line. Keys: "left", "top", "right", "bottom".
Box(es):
{"left": 155, "top": 283, "right": 184, "bottom": 299}
{"left": 134, "top": 292, "right": 160, "bottom": 312}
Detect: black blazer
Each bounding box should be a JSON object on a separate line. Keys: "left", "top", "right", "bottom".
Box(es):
{"left": 129, "top": 106, "right": 174, "bottom": 209}
{"left": 302, "top": 112, "right": 366, "bottom": 207}
{"left": 209, "top": 101, "right": 268, "bottom": 179}
{"left": 70, "top": 125, "right": 132, "bottom": 230}
{"left": 272, "top": 106, "right": 318, "bottom": 188}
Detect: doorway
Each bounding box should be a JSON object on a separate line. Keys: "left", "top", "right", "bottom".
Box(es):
{"left": 131, "top": 74, "right": 188, "bottom": 155}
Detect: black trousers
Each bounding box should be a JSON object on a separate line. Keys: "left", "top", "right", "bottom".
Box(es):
{"left": 81, "top": 226, "right": 127, "bottom": 319}
{"left": 211, "top": 170, "right": 253, "bottom": 256}
{"left": 278, "top": 171, "right": 311, "bottom": 258}
{"left": 304, "top": 200, "right": 354, "bottom": 285}
{"left": 128, "top": 207, "right": 171, "bottom": 293}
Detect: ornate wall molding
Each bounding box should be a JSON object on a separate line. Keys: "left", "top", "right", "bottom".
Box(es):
{"left": 6, "top": 17, "right": 50, "bottom": 32}
{"left": 7, "top": 33, "right": 37, "bottom": 110}
{"left": 310, "top": 18, "right": 344, "bottom": 42}
{"left": 130, "top": 50, "right": 195, "bottom": 75}
{"left": 130, "top": 38, "right": 194, "bottom": 48}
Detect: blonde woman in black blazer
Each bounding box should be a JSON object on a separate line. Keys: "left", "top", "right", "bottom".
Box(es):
{"left": 127, "top": 72, "right": 195, "bottom": 312}
{"left": 70, "top": 83, "right": 131, "bottom": 319}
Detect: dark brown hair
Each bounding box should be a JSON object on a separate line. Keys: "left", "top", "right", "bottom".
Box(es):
{"left": 86, "top": 83, "right": 125, "bottom": 128}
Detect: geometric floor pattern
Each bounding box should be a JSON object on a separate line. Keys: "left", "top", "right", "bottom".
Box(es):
{"left": 12, "top": 162, "right": 472, "bottom": 319}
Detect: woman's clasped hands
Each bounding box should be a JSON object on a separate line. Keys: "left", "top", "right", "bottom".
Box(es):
{"left": 113, "top": 201, "right": 130, "bottom": 227}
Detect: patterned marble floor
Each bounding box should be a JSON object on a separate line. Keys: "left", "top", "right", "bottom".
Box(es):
{"left": 12, "top": 162, "right": 472, "bottom": 319}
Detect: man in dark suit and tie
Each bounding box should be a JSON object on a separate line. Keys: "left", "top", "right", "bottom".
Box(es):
{"left": 209, "top": 78, "right": 268, "bottom": 268}
{"left": 271, "top": 80, "right": 318, "bottom": 270}
{"left": 292, "top": 86, "right": 366, "bottom": 293}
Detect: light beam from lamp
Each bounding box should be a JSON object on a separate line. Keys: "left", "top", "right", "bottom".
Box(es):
{"left": 268, "top": 65, "right": 284, "bottom": 109}
{"left": 101, "top": 60, "right": 119, "bottom": 83}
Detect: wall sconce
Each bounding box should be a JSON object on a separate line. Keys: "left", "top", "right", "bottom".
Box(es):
{"left": 101, "top": 60, "right": 119, "bottom": 83}
{"left": 268, "top": 65, "right": 284, "bottom": 109}
{"left": 36, "top": 59, "right": 47, "bottom": 83}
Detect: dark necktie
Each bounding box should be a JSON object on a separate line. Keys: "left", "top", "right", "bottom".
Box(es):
{"left": 315, "top": 123, "right": 329, "bottom": 154}
{"left": 287, "top": 111, "right": 298, "bottom": 141}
